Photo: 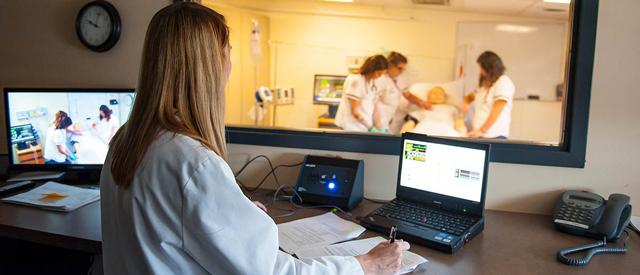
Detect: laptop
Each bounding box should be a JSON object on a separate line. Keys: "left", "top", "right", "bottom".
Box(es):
{"left": 360, "top": 132, "right": 490, "bottom": 253}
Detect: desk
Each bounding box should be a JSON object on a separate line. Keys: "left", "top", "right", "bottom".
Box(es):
{"left": 0, "top": 194, "right": 637, "bottom": 274}
{"left": 0, "top": 200, "right": 100, "bottom": 254}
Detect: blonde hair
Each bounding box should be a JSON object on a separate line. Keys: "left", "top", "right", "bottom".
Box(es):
{"left": 109, "top": 2, "right": 230, "bottom": 187}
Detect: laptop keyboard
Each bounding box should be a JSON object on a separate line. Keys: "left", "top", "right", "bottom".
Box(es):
{"left": 372, "top": 200, "right": 476, "bottom": 236}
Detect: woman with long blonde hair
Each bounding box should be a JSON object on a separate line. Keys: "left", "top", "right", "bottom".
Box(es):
{"left": 100, "top": 2, "right": 407, "bottom": 275}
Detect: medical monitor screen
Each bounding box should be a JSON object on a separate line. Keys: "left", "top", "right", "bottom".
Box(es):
{"left": 313, "top": 75, "right": 346, "bottom": 105}
{"left": 399, "top": 139, "right": 486, "bottom": 202}
{"left": 5, "top": 90, "right": 135, "bottom": 166}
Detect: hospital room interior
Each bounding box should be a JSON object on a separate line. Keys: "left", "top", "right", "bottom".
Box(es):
{"left": 1, "top": 0, "right": 639, "bottom": 274}
{"left": 211, "top": 0, "right": 569, "bottom": 145}
{"left": 7, "top": 93, "right": 134, "bottom": 165}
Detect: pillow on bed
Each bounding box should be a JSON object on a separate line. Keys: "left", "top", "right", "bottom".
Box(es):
{"left": 406, "top": 80, "right": 465, "bottom": 107}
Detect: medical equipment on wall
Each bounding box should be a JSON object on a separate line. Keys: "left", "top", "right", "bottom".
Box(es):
{"left": 250, "top": 19, "right": 261, "bottom": 64}
{"left": 248, "top": 86, "right": 295, "bottom": 126}
{"left": 249, "top": 86, "right": 272, "bottom": 125}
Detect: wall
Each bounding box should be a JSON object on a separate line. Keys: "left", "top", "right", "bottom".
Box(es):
{"left": 0, "top": 0, "right": 638, "bottom": 216}
{"left": 0, "top": 0, "right": 172, "bottom": 154}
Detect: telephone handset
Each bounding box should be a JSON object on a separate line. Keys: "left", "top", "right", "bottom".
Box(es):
{"left": 553, "top": 191, "right": 632, "bottom": 266}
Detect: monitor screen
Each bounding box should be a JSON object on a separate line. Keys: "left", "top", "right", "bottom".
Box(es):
{"left": 399, "top": 138, "right": 487, "bottom": 202}
{"left": 5, "top": 90, "right": 135, "bottom": 167}
{"left": 313, "top": 75, "right": 346, "bottom": 105}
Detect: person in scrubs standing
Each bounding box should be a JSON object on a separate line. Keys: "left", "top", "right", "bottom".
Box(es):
{"left": 462, "top": 51, "right": 515, "bottom": 139}
{"left": 377, "top": 52, "right": 435, "bottom": 134}
{"left": 335, "top": 55, "right": 388, "bottom": 132}
{"left": 91, "top": 105, "right": 119, "bottom": 144}
{"left": 100, "top": 3, "right": 408, "bottom": 275}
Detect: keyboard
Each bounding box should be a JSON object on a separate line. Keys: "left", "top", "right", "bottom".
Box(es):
{"left": 372, "top": 200, "right": 476, "bottom": 236}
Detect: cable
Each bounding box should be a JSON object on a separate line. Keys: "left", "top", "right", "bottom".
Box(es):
{"left": 234, "top": 154, "right": 352, "bottom": 218}
{"left": 232, "top": 154, "right": 302, "bottom": 197}
{"left": 557, "top": 233, "right": 629, "bottom": 266}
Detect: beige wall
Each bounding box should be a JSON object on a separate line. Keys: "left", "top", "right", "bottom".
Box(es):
{"left": 0, "top": 0, "right": 170, "bottom": 152}
{"left": 0, "top": 1, "right": 638, "bottom": 216}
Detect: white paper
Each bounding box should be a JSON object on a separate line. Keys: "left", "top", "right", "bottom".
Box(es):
{"left": 2, "top": 181, "right": 99, "bottom": 212}
{"left": 631, "top": 216, "right": 640, "bottom": 230}
{"left": 277, "top": 212, "right": 366, "bottom": 254}
{"left": 296, "top": 236, "right": 428, "bottom": 274}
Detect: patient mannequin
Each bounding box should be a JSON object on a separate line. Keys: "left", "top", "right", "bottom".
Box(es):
{"left": 400, "top": 86, "right": 467, "bottom": 136}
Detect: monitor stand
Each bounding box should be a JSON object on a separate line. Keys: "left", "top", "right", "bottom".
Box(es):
{"left": 327, "top": 105, "right": 338, "bottom": 118}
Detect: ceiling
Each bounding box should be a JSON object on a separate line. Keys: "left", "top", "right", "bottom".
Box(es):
{"left": 321, "top": 0, "right": 571, "bottom": 19}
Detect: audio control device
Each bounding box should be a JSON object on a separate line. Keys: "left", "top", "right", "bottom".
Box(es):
{"left": 294, "top": 155, "right": 364, "bottom": 210}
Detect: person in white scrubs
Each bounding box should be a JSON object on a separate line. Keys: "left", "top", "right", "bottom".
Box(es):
{"left": 462, "top": 51, "right": 515, "bottom": 139}
{"left": 100, "top": 3, "right": 408, "bottom": 275}
{"left": 377, "top": 52, "right": 435, "bottom": 134}
{"left": 373, "top": 52, "right": 408, "bottom": 133}
{"left": 92, "top": 105, "right": 119, "bottom": 144}
{"left": 335, "top": 55, "right": 388, "bottom": 132}
{"left": 44, "top": 111, "right": 72, "bottom": 164}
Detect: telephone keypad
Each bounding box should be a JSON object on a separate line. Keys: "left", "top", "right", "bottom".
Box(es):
{"left": 556, "top": 205, "right": 594, "bottom": 225}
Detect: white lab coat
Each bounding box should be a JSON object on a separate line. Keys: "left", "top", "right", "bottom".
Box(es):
{"left": 100, "top": 131, "right": 363, "bottom": 275}
{"left": 335, "top": 74, "right": 379, "bottom": 131}
{"left": 375, "top": 74, "right": 406, "bottom": 130}
{"left": 472, "top": 75, "right": 515, "bottom": 138}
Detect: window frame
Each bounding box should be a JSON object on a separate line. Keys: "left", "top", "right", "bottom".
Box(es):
{"left": 226, "top": 0, "right": 598, "bottom": 168}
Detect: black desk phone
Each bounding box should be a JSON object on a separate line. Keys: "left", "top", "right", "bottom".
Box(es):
{"left": 553, "top": 191, "right": 632, "bottom": 266}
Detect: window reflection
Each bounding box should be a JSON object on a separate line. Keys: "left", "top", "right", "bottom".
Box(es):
{"left": 207, "top": 0, "right": 572, "bottom": 146}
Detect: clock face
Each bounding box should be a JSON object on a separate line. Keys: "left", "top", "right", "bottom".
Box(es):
{"left": 79, "top": 5, "right": 113, "bottom": 47}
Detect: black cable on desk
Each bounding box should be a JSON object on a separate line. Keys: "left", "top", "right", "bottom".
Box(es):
{"left": 232, "top": 154, "right": 302, "bottom": 196}
{"left": 557, "top": 232, "right": 629, "bottom": 266}
{"left": 234, "top": 154, "right": 353, "bottom": 219}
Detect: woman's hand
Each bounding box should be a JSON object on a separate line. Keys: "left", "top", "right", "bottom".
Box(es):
{"left": 419, "top": 101, "right": 432, "bottom": 110}
{"left": 355, "top": 240, "right": 410, "bottom": 275}
{"left": 461, "top": 101, "right": 470, "bottom": 113}
{"left": 252, "top": 201, "right": 267, "bottom": 212}
{"left": 468, "top": 129, "right": 484, "bottom": 138}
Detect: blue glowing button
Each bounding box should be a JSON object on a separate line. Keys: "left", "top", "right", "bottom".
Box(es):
{"left": 328, "top": 182, "right": 336, "bottom": 190}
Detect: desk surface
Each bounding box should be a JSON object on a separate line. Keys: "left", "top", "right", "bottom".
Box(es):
{"left": 0, "top": 193, "right": 637, "bottom": 274}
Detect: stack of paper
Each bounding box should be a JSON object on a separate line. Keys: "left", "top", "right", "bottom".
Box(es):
{"left": 277, "top": 212, "right": 366, "bottom": 254}
{"left": 2, "top": 181, "right": 99, "bottom": 212}
{"left": 631, "top": 216, "right": 640, "bottom": 232}
{"left": 296, "top": 236, "right": 428, "bottom": 274}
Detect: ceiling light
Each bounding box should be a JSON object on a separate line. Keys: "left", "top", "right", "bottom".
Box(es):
{"left": 543, "top": 0, "right": 571, "bottom": 4}
{"left": 495, "top": 24, "right": 538, "bottom": 33}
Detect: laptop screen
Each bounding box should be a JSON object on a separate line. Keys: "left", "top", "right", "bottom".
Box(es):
{"left": 399, "top": 138, "right": 487, "bottom": 203}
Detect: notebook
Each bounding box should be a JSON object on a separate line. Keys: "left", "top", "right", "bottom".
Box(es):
{"left": 2, "top": 181, "right": 99, "bottom": 212}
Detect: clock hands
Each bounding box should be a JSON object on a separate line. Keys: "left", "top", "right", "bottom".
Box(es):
{"left": 87, "top": 12, "right": 102, "bottom": 28}
{"left": 87, "top": 20, "right": 99, "bottom": 28}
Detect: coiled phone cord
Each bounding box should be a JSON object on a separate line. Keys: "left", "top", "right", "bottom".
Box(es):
{"left": 557, "top": 232, "right": 629, "bottom": 266}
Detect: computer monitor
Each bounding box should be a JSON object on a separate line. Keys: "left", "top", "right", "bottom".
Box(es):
{"left": 4, "top": 88, "right": 135, "bottom": 170}
{"left": 397, "top": 133, "right": 490, "bottom": 211}
{"left": 313, "top": 75, "right": 346, "bottom": 106}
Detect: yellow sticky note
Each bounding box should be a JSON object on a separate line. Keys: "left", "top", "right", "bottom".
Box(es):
{"left": 40, "top": 193, "right": 68, "bottom": 201}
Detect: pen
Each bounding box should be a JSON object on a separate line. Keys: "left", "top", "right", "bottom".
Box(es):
{"left": 389, "top": 225, "right": 397, "bottom": 243}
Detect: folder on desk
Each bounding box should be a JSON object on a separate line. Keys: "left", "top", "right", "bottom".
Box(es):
{"left": 2, "top": 181, "right": 99, "bottom": 212}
